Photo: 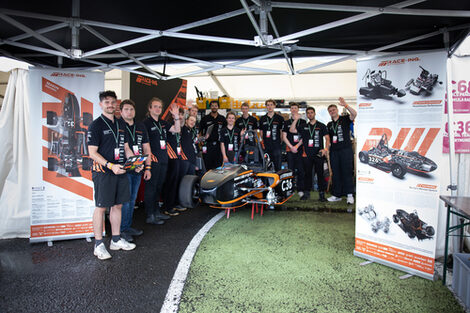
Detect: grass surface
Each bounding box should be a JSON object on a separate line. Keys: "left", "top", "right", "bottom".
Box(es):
{"left": 283, "top": 191, "right": 354, "bottom": 212}
{"left": 179, "top": 210, "right": 463, "bottom": 313}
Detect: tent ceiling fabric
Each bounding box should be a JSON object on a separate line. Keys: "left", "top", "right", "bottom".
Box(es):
{"left": 0, "top": 0, "right": 469, "bottom": 79}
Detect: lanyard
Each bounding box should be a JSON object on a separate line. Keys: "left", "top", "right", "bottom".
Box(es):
{"left": 126, "top": 124, "right": 136, "bottom": 143}
{"left": 242, "top": 118, "right": 249, "bottom": 129}
{"left": 176, "top": 133, "right": 181, "bottom": 146}
{"left": 266, "top": 115, "right": 274, "bottom": 130}
{"left": 191, "top": 127, "right": 198, "bottom": 139}
{"left": 308, "top": 122, "right": 317, "bottom": 139}
{"left": 100, "top": 115, "right": 119, "bottom": 146}
{"left": 227, "top": 127, "right": 235, "bottom": 143}
{"left": 331, "top": 119, "right": 340, "bottom": 135}
{"left": 153, "top": 121, "right": 163, "bottom": 134}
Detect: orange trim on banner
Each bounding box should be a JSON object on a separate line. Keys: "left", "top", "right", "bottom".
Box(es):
{"left": 42, "top": 77, "right": 74, "bottom": 100}
{"left": 403, "top": 128, "right": 425, "bottom": 152}
{"left": 355, "top": 238, "right": 434, "bottom": 274}
{"left": 418, "top": 128, "right": 440, "bottom": 156}
{"left": 391, "top": 128, "right": 410, "bottom": 149}
{"left": 42, "top": 167, "right": 93, "bottom": 200}
{"left": 31, "top": 221, "right": 93, "bottom": 238}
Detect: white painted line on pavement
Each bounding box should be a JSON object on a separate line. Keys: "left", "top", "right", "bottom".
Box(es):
{"left": 160, "top": 211, "right": 225, "bottom": 313}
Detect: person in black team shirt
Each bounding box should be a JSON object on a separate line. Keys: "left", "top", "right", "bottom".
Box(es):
{"left": 235, "top": 102, "right": 258, "bottom": 145}
{"left": 282, "top": 102, "right": 306, "bottom": 196}
{"left": 199, "top": 100, "right": 226, "bottom": 170}
{"left": 298, "top": 107, "right": 330, "bottom": 201}
{"left": 143, "top": 97, "right": 180, "bottom": 224}
{"left": 220, "top": 112, "right": 241, "bottom": 164}
{"left": 259, "top": 99, "right": 284, "bottom": 171}
{"left": 326, "top": 97, "right": 357, "bottom": 204}
{"left": 119, "top": 99, "right": 151, "bottom": 242}
{"left": 87, "top": 91, "right": 138, "bottom": 260}
{"left": 180, "top": 115, "right": 199, "bottom": 175}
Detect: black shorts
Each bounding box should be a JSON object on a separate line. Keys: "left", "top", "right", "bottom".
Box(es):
{"left": 92, "top": 172, "right": 130, "bottom": 207}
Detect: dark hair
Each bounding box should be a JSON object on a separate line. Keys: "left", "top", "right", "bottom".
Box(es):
{"left": 179, "top": 107, "right": 185, "bottom": 115}
{"left": 290, "top": 102, "right": 300, "bottom": 108}
{"left": 265, "top": 99, "right": 276, "bottom": 106}
{"left": 147, "top": 97, "right": 163, "bottom": 110}
{"left": 241, "top": 102, "right": 250, "bottom": 108}
{"left": 327, "top": 104, "right": 337, "bottom": 110}
{"left": 209, "top": 100, "right": 219, "bottom": 107}
{"left": 226, "top": 111, "right": 236, "bottom": 119}
{"left": 120, "top": 99, "right": 135, "bottom": 111}
{"left": 99, "top": 90, "right": 117, "bottom": 101}
{"left": 306, "top": 107, "right": 315, "bottom": 113}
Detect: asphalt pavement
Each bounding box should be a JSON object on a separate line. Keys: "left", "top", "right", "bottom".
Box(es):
{"left": 0, "top": 205, "right": 218, "bottom": 313}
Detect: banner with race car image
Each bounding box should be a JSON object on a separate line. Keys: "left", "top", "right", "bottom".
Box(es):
{"left": 354, "top": 51, "right": 446, "bottom": 280}
{"left": 28, "top": 69, "right": 104, "bottom": 242}
{"left": 443, "top": 56, "right": 470, "bottom": 153}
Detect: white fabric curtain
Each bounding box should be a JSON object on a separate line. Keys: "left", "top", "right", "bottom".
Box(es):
{"left": 0, "top": 69, "right": 31, "bottom": 238}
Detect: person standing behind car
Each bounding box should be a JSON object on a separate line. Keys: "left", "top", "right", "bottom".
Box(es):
{"left": 235, "top": 102, "right": 258, "bottom": 145}
{"left": 220, "top": 112, "right": 241, "bottom": 164}
{"left": 298, "top": 107, "right": 330, "bottom": 201}
{"left": 87, "top": 90, "right": 137, "bottom": 260}
{"left": 199, "top": 100, "right": 226, "bottom": 170}
{"left": 180, "top": 115, "right": 199, "bottom": 176}
{"left": 326, "top": 97, "right": 357, "bottom": 204}
{"left": 259, "top": 99, "right": 284, "bottom": 171}
{"left": 119, "top": 99, "right": 151, "bottom": 242}
{"left": 142, "top": 98, "right": 180, "bottom": 225}
{"left": 282, "top": 102, "right": 306, "bottom": 196}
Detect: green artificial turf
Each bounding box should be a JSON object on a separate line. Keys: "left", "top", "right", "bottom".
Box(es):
{"left": 179, "top": 210, "right": 464, "bottom": 313}
{"left": 283, "top": 191, "right": 354, "bottom": 212}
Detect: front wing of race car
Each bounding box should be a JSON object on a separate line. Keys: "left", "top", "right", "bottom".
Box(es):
{"left": 178, "top": 164, "right": 295, "bottom": 210}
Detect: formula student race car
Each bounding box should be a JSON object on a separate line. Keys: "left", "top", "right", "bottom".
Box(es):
{"left": 359, "top": 69, "right": 406, "bottom": 99}
{"left": 358, "top": 134, "right": 437, "bottom": 178}
{"left": 178, "top": 130, "right": 295, "bottom": 210}
{"left": 405, "top": 66, "right": 442, "bottom": 95}
{"left": 46, "top": 93, "right": 93, "bottom": 177}
{"left": 358, "top": 204, "right": 390, "bottom": 234}
{"left": 393, "top": 209, "right": 435, "bottom": 240}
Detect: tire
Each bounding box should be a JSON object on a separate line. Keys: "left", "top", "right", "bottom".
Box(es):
{"left": 391, "top": 164, "right": 406, "bottom": 178}
{"left": 393, "top": 214, "right": 399, "bottom": 223}
{"left": 408, "top": 232, "right": 415, "bottom": 239}
{"left": 178, "top": 175, "right": 200, "bottom": 209}
{"left": 82, "top": 113, "right": 93, "bottom": 126}
{"left": 82, "top": 157, "right": 93, "bottom": 171}
{"left": 48, "top": 157, "right": 58, "bottom": 171}
{"left": 425, "top": 226, "right": 435, "bottom": 237}
{"left": 46, "top": 111, "right": 57, "bottom": 126}
{"left": 359, "top": 151, "right": 369, "bottom": 164}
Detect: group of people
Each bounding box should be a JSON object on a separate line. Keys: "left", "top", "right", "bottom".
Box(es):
{"left": 87, "top": 91, "right": 356, "bottom": 260}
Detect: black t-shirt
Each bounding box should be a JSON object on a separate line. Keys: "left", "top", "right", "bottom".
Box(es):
{"left": 235, "top": 115, "right": 258, "bottom": 145}
{"left": 327, "top": 115, "right": 352, "bottom": 151}
{"left": 87, "top": 114, "right": 128, "bottom": 174}
{"left": 181, "top": 125, "right": 197, "bottom": 164}
{"left": 259, "top": 113, "right": 284, "bottom": 150}
{"left": 220, "top": 126, "right": 241, "bottom": 163}
{"left": 299, "top": 121, "right": 328, "bottom": 156}
{"left": 143, "top": 116, "right": 172, "bottom": 164}
{"left": 124, "top": 120, "right": 149, "bottom": 156}
{"left": 283, "top": 118, "right": 307, "bottom": 149}
{"left": 166, "top": 131, "right": 181, "bottom": 160}
{"left": 199, "top": 113, "right": 227, "bottom": 143}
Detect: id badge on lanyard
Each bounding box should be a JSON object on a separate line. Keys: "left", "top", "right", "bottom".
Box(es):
{"left": 308, "top": 139, "right": 314, "bottom": 147}
{"left": 266, "top": 130, "right": 271, "bottom": 138}
{"left": 293, "top": 135, "right": 299, "bottom": 142}
{"left": 332, "top": 135, "right": 338, "bottom": 143}
{"left": 114, "top": 148, "right": 120, "bottom": 160}
{"left": 228, "top": 143, "right": 234, "bottom": 151}
{"left": 160, "top": 140, "right": 166, "bottom": 149}
{"left": 202, "top": 146, "right": 207, "bottom": 153}
{"left": 177, "top": 146, "right": 182, "bottom": 155}
{"left": 132, "top": 145, "right": 139, "bottom": 155}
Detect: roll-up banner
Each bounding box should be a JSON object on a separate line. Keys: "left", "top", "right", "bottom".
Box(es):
{"left": 355, "top": 51, "right": 446, "bottom": 280}
{"left": 443, "top": 57, "right": 470, "bottom": 153}
{"left": 29, "top": 69, "right": 104, "bottom": 243}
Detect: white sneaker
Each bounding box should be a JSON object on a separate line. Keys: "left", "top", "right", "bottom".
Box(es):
{"left": 347, "top": 194, "right": 354, "bottom": 204}
{"left": 327, "top": 196, "right": 342, "bottom": 202}
{"left": 298, "top": 191, "right": 304, "bottom": 198}
{"left": 94, "top": 243, "right": 112, "bottom": 260}
{"left": 110, "top": 238, "right": 136, "bottom": 251}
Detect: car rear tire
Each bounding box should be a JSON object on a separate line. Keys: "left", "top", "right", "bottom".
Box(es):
{"left": 48, "top": 157, "right": 58, "bottom": 171}
{"left": 179, "top": 175, "right": 200, "bottom": 209}
{"left": 391, "top": 164, "right": 406, "bottom": 178}
{"left": 359, "top": 151, "right": 369, "bottom": 164}
{"left": 425, "top": 226, "right": 435, "bottom": 237}
{"left": 392, "top": 214, "right": 399, "bottom": 223}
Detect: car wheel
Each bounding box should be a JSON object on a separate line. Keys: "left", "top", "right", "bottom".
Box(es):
{"left": 46, "top": 111, "right": 57, "bottom": 126}
{"left": 392, "top": 214, "right": 399, "bottom": 223}
{"left": 359, "top": 151, "right": 369, "bottom": 164}
{"left": 178, "top": 175, "right": 200, "bottom": 209}
{"left": 425, "top": 226, "right": 435, "bottom": 237}
{"left": 408, "top": 232, "right": 415, "bottom": 239}
{"left": 391, "top": 164, "right": 406, "bottom": 178}
{"left": 48, "top": 157, "right": 58, "bottom": 171}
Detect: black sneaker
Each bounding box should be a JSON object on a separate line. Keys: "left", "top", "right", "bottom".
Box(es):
{"left": 300, "top": 193, "right": 310, "bottom": 201}
{"left": 155, "top": 213, "right": 170, "bottom": 220}
{"left": 120, "top": 231, "right": 134, "bottom": 242}
{"left": 319, "top": 192, "right": 326, "bottom": 202}
{"left": 164, "top": 208, "right": 180, "bottom": 216}
{"left": 127, "top": 227, "right": 143, "bottom": 236}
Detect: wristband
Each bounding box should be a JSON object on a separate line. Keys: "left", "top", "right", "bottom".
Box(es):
{"left": 107, "top": 162, "right": 114, "bottom": 170}
{"left": 105, "top": 161, "right": 109, "bottom": 168}
{"left": 145, "top": 166, "right": 151, "bottom": 170}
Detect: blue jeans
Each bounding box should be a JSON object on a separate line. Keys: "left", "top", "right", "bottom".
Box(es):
{"left": 121, "top": 173, "right": 142, "bottom": 232}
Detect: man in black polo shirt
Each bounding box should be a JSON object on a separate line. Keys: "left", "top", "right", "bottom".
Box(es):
{"left": 235, "top": 102, "right": 258, "bottom": 145}
{"left": 327, "top": 97, "right": 357, "bottom": 204}
{"left": 87, "top": 91, "right": 137, "bottom": 260}
{"left": 119, "top": 99, "right": 151, "bottom": 242}
{"left": 259, "top": 99, "right": 284, "bottom": 171}
{"left": 199, "top": 100, "right": 226, "bottom": 170}
{"left": 298, "top": 107, "right": 330, "bottom": 201}
{"left": 180, "top": 115, "right": 199, "bottom": 175}
{"left": 143, "top": 97, "right": 181, "bottom": 224}
{"left": 282, "top": 102, "right": 306, "bottom": 196}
